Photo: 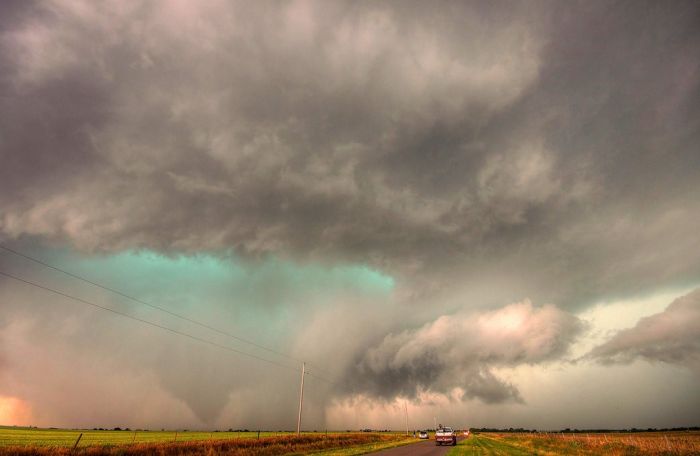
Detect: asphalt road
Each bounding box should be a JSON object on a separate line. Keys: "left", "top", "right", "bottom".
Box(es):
{"left": 372, "top": 438, "right": 463, "bottom": 456}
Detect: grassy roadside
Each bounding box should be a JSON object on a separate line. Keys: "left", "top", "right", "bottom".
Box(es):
{"left": 313, "top": 436, "right": 418, "bottom": 456}
{"left": 447, "top": 434, "right": 531, "bottom": 456}
{"left": 447, "top": 432, "right": 700, "bottom": 455}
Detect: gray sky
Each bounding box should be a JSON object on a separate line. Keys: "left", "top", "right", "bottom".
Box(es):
{"left": 0, "top": 0, "right": 699, "bottom": 430}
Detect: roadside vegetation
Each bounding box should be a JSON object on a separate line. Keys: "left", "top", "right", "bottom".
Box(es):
{"left": 312, "top": 434, "right": 417, "bottom": 456}
{"left": 449, "top": 432, "right": 700, "bottom": 455}
{"left": 0, "top": 429, "right": 414, "bottom": 455}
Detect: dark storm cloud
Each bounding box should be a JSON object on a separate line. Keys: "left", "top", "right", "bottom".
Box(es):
{"left": 0, "top": 0, "right": 700, "bottom": 428}
{"left": 1, "top": 0, "right": 698, "bottom": 311}
{"left": 588, "top": 288, "right": 700, "bottom": 370}
{"left": 1, "top": 0, "right": 699, "bottom": 309}
{"left": 351, "top": 300, "right": 584, "bottom": 403}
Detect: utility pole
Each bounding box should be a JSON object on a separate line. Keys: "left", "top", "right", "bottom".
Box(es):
{"left": 434, "top": 417, "right": 437, "bottom": 431}
{"left": 297, "top": 362, "right": 306, "bottom": 435}
{"left": 404, "top": 402, "right": 409, "bottom": 436}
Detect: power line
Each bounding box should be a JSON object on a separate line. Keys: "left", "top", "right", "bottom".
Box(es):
{"left": 0, "top": 243, "right": 331, "bottom": 375}
{"left": 0, "top": 269, "right": 302, "bottom": 373}
{"left": 303, "top": 369, "right": 339, "bottom": 386}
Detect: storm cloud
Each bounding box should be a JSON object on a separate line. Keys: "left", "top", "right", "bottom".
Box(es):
{"left": 589, "top": 288, "right": 700, "bottom": 370}
{"left": 354, "top": 300, "right": 585, "bottom": 403}
{"left": 1, "top": 0, "right": 700, "bottom": 430}
{"left": 1, "top": 0, "right": 698, "bottom": 309}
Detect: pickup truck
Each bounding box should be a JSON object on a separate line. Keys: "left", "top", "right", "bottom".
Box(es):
{"left": 435, "top": 427, "right": 457, "bottom": 446}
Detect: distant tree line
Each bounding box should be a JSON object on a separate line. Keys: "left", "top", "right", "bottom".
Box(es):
{"left": 470, "top": 427, "right": 700, "bottom": 433}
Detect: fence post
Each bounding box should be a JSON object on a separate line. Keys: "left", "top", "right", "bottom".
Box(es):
{"left": 257, "top": 430, "right": 260, "bottom": 439}
{"left": 132, "top": 431, "right": 137, "bottom": 443}
{"left": 72, "top": 433, "right": 83, "bottom": 452}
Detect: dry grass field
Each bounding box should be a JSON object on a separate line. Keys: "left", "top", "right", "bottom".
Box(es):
{"left": 450, "top": 432, "right": 700, "bottom": 455}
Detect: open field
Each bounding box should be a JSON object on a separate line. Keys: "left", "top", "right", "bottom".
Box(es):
{"left": 449, "top": 432, "right": 700, "bottom": 455}
{"left": 0, "top": 428, "right": 415, "bottom": 455}
{"left": 0, "top": 427, "right": 300, "bottom": 447}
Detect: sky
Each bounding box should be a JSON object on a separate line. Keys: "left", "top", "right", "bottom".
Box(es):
{"left": 0, "top": 0, "right": 699, "bottom": 431}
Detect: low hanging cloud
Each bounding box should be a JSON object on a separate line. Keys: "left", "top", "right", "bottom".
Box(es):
{"left": 352, "top": 300, "right": 585, "bottom": 403}
{"left": 588, "top": 288, "right": 700, "bottom": 370}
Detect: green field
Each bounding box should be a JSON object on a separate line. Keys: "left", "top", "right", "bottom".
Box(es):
{"left": 0, "top": 426, "right": 324, "bottom": 447}
{"left": 0, "top": 427, "right": 417, "bottom": 455}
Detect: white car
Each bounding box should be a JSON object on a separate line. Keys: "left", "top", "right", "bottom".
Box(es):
{"left": 418, "top": 431, "right": 429, "bottom": 439}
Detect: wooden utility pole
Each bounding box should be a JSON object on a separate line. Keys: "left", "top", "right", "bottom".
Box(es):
{"left": 297, "top": 362, "right": 306, "bottom": 435}
{"left": 404, "top": 402, "right": 409, "bottom": 436}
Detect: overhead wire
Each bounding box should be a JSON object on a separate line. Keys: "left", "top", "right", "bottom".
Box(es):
{"left": 0, "top": 269, "right": 303, "bottom": 373}
{"left": 0, "top": 243, "right": 333, "bottom": 376}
